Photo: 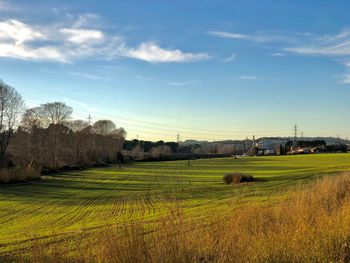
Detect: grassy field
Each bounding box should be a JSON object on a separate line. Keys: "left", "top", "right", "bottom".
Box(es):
{"left": 1, "top": 153, "right": 350, "bottom": 259}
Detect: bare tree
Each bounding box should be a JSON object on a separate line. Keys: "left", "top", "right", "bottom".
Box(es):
{"left": 150, "top": 145, "right": 172, "bottom": 159}
{"left": 40, "top": 102, "right": 73, "bottom": 125}
{"left": 131, "top": 144, "right": 144, "bottom": 160}
{"left": 65, "top": 120, "right": 89, "bottom": 132}
{"left": 21, "top": 107, "right": 43, "bottom": 131}
{"left": 38, "top": 102, "right": 73, "bottom": 167}
{"left": 93, "top": 120, "right": 116, "bottom": 136}
{"left": 113, "top": 127, "right": 127, "bottom": 139}
{"left": 0, "top": 81, "right": 24, "bottom": 167}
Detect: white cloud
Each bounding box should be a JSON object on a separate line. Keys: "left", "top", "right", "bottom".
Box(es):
{"left": 72, "top": 13, "right": 100, "bottom": 28}
{"left": 60, "top": 28, "right": 104, "bottom": 44}
{"left": 236, "top": 75, "right": 262, "bottom": 80}
{"left": 0, "top": 43, "right": 68, "bottom": 62}
{"left": 0, "top": 20, "right": 43, "bottom": 44}
{"left": 285, "top": 29, "right": 350, "bottom": 57}
{"left": 134, "top": 75, "right": 153, "bottom": 81}
{"left": 208, "top": 30, "right": 292, "bottom": 43}
{"left": 342, "top": 74, "right": 350, "bottom": 84}
{"left": 221, "top": 53, "right": 236, "bottom": 62}
{"left": 340, "top": 62, "right": 350, "bottom": 84}
{"left": 0, "top": 18, "right": 209, "bottom": 64}
{"left": 285, "top": 43, "right": 350, "bottom": 56}
{"left": 68, "top": 71, "right": 110, "bottom": 80}
{"left": 120, "top": 42, "right": 209, "bottom": 63}
{"left": 0, "top": 19, "right": 67, "bottom": 62}
{"left": 269, "top": 52, "right": 286, "bottom": 56}
{"left": 209, "top": 31, "right": 248, "bottom": 40}
{"left": 166, "top": 80, "right": 199, "bottom": 86}
{"left": 285, "top": 29, "right": 350, "bottom": 84}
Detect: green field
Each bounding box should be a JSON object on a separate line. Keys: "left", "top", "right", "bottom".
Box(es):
{"left": 1, "top": 153, "right": 350, "bottom": 256}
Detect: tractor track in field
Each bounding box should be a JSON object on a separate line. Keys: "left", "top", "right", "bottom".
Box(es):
{"left": 0, "top": 161, "right": 211, "bottom": 255}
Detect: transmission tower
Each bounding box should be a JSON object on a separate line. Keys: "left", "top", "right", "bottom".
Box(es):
{"left": 176, "top": 133, "right": 180, "bottom": 143}
{"left": 87, "top": 114, "right": 92, "bottom": 125}
{"left": 293, "top": 124, "right": 298, "bottom": 148}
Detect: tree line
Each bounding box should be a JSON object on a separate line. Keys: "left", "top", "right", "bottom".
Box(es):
{"left": 0, "top": 80, "right": 126, "bottom": 182}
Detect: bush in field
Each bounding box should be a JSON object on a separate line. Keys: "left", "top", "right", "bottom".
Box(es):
{"left": 223, "top": 172, "right": 254, "bottom": 184}
{"left": 0, "top": 162, "right": 40, "bottom": 183}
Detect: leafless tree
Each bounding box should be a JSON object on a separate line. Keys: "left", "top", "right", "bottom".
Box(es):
{"left": 131, "top": 144, "right": 144, "bottom": 160}
{"left": 36, "top": 102, "right": 72, "bottom": 167}
{"left": 0, "top": 81, "right": 24, "bottom": 167}
{"left": 65, "top": 120, "right": 89, "bottom": 132}
{"left": 93, "top": 120, "right": 116, "bottom": 136}
{"left": 113, "top": 127, "right": 127, "bottom": 138}
{"left": 21, "top": 107, "right": 43, "bottom": 131}
{"left": 150, "top": 145, "right": 172, "bottom": 159}
{"left": 40, "top": 102, "right": 73, "bottom": 126}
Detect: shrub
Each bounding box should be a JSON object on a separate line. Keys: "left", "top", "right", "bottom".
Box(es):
{"left": 223, "top": 172, "right": 254, "bottom": 184}
{"left": 0, "top": 162, "right": 41, "bottom": 183}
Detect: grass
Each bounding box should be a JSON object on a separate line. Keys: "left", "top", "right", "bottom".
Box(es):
{"left": 86, "top": 173, "right": 350, "bottom": 263}
{"left": 1, "top": 153, "right": 350, "bottom": 261}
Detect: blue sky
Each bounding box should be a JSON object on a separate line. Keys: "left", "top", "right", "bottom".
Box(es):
{"left": 1, "top": 0, "right": 350, "bottom": 141}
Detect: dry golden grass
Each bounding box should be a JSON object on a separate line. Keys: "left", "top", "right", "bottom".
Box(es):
{"left": 0, "top": 164, "right": 40, "bottom": 183}
{"left": 16, "top": 173, "right": 350, "bottom": 263}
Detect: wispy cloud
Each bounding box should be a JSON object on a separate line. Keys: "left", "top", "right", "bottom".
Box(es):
{"left": 63, "top": 97, "right": 101, "bottom": 114}
{"left": 342, "top": 74, "right": 350, "bottom": 84}
{"left": 209, "top": 31, "right": 248, "bottom": 40}
{"left": 269, "top": 52, "right": 287, "bottom": 57}
{"left": 41, "top": 68, "right": 111, "bottom": 81}
{"left": 0, "top": 16, "right": 209, "bottom": 63}
{"left": 340, "top": 62, "right": 350, "bottom": 84}
{"left": 60, "top": 28, "right": 104, "bottom": 45}
{"left": 285, "top": 29, "right": 350, "bottom": 83}
{"left": 285, "top": 29, "right": 350, "bottom": 57}
{"left": 68, "top": 71, "right": 111, "bottom": 80}
{"left": 134, "top": 75, "right": 153, "bottom": 81}
{"left": 235, "top": 75, "right": 263, "bottom": 80}
{"left": 166, "top": 80, "right": 200, "bottom": 86}
{"left": 221, "top": 53, "right": 236, "bottom": 62}
{"left": 208, "top": 30, "right": 293, "bottom": 43}
{"left": 0, "top": 19, "right": 44, "bottom": 44}
{"left": 71, "top": 13, "right": 100, "bottom": 28}
{"left": 119, "top": 42, "right": 210, "bottom": 63}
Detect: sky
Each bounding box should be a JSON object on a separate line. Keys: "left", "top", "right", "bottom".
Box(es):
{"left": 1, "top": 0, "right": 350, "bottom": 141}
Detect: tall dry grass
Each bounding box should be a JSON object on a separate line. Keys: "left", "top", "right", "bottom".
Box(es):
{"left": 16, "top": 173, "right": 350, "bottom": 263}
{"left": 0, "top": 163, "right": 40, "bottom": 183}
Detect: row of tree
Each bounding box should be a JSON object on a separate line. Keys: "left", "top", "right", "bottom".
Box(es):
{"left": 0, "top": 80, "right": 126, "bottom": 171}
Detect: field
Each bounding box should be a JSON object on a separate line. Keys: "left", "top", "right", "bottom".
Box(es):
{"left": 1, "top": 153, "right": 350, "bottom": 260}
